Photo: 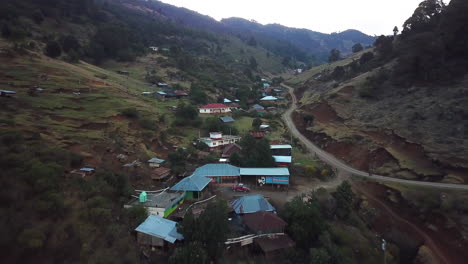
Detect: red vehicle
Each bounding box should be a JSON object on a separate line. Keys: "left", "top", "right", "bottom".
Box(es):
{"left": 232, "top": 183, "right": 251, "bottom": 192}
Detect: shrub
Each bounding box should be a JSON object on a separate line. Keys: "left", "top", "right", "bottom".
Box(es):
{"left": 139, "top": 118, "right": 156, "bottom": 130}
{"left": 45, "top": 41, "right": 62, "bottom": 58}
{"left": 121, "top": 108, "right": 139, "bottom": 119}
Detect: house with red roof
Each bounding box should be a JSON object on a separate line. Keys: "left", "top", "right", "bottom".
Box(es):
{"left": 199, "top": 103, "right": 232, "bottom": 114}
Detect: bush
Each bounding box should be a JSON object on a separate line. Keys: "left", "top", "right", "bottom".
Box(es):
{"left": 139, "top": 118, "right": 156, "bottom": 130}
{"left": 32, "top": 10, "right": 44, "bottom": 24}
{"left": 45, "top": 41, "right": 62, "bottom": 58}
{"left": 121, "top": 108, "right": 139, "bottom": 119}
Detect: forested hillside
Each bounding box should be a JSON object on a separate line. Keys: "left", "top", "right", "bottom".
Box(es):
{"left": 0, "top": 0, "right": 285, "bottom": 262}
{"left": 116, "top": 0, "right": 375, "bottom": 66}
{"left": 288, "top": 0, "right": 468, "bottom": 182}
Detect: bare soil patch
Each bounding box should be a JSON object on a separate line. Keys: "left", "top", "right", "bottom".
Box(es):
{"left": 354, "top": 182, "right": 468, "bottom": 264}
{"left": 79, "top": 122, "right": 109, "bottom": 130}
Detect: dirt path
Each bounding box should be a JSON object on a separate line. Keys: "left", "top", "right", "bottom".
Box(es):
{"left": 281, "top": 83, "right": 468, "bottom": 191}
{"left": 352, "top": 183, "right": 460, "bottom": 264}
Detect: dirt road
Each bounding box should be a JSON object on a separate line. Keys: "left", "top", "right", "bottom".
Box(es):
{"left": 281, "top": 83, "right": 468, "bottom": 191}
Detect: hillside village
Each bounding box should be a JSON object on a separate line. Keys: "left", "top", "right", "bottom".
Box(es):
{"left": 1, "top": 0, "right": 468, "bottom": 263}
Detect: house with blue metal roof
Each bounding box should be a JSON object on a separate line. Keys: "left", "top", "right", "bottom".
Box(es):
{"left": 170, "top": 174, "right": 211, "bottom": 199}
{"left": 193, "top": 164, "right": 240, "bottom": 184}
{"left": 135, "top": 215, "right": 183, "bottom": 247}
{"left": 231, "top": 194, "right": 275, "bottom": 214}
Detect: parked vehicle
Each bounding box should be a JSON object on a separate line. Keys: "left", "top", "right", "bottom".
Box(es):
{"left": 232, "top": 183, "right": 251, "bottom": 192}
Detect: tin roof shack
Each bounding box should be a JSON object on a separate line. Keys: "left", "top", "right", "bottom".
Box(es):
{"left": 250, "top": 131, "right": 265, "bottom": 139}
{"left": 0, "top": 90, "right": 17, "bottom": 97}
{"left": 148, "top": 158, "right": 165, "bottom": 168}
{"left": 243, "top": 211, "right": 287, "bottom": 234}
{"left": 231, "top": 194, "right": 275, "bottom": 215}
{"left": 135, "top": 215, "right": 183, "bottom": 248}
{"left": 170, "top": 174, "right": 211, "bottom": 199}
{"left": 125, "top": 191, "right": 185, "bottom": 218}
{"left": 151, "top": 167, "right": 171, "bottom": 181}
{"left": 222, "top": 143, "right": 242, "bottom": 158}
{"left": 116, "top": 70, "right": 130, "bottom": 75}
{"left": 219, "top": 116, "right": 235, "bottom": 123}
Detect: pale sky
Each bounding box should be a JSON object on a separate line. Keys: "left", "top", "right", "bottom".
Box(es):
{"left": 158, "top": 0, "right": 449, "bottom": 36}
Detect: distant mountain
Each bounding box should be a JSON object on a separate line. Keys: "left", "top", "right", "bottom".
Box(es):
{"left": 221, "top": 18, "right": 375, "bottom": 62}
{"left": 137, "top": 1, "right": 375, "bottom": 65}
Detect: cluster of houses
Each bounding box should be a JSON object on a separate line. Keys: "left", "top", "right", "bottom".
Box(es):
{"left": 128, "top": 163, "right": 295, "bottom": 255}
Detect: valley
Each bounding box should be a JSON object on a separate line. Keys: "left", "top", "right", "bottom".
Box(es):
{"left": 0, "top": 0, "right": 467, "bottom": 263}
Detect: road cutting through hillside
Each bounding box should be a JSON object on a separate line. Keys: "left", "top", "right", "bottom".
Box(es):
{"left": 281, "top": 83, "right": 468, "bottom": 190}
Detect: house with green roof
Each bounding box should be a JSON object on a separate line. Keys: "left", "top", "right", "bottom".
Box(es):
{"left": 170, "top": 174, "right": 211, "bottom": 199}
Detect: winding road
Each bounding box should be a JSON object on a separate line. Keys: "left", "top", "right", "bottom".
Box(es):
{"left": 281, "top": 83, "right": 468, "bottom": 191}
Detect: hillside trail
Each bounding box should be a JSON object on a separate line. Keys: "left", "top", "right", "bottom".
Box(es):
{"left": 279, "top": 82, "right": 463, "bottom": 264}
{"left": 352, "top": 183, "right": 454, "bottom": 264}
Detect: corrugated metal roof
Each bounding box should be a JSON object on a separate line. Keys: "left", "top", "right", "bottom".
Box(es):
{"left": 219, "top": 116, "right": 235, "bottom": 123}
{"left": 170, "top": 174, "right": 211, "bottom": 191}
{"left": 193, "top": 164, "right": 240, "bottom": 177}
{"left": 240, "top": 168, "right": 290, "bottom": 176}
{"left": 135, "top": 215, "right": 183, "bottom": 243}
{"left": 273, "top": 156, "right": 292, "bottom": 163}
{"left": 223, "top": 98, "right": 232, "bottom": 103}
{"left": 148, "top": 158, "right": 165, "bottom": 163}
{"left": 80, "top": 168, "right": 95, "bottom": 172}
{"left": 230, "top": 194, "right": 275, "bottom": 214}
{"left": 243, "top": 211, "right": 287, "bottom": 233}
{"left": 260, "top": 96, "right": 277, "bottom": 101}
{"left": 270, "top": 145, "right": 292, "bottom": 149}
{"left": 200, "top": 103, "right": 229, "bottom": 109}
{"left": 128, "top": 191, "right": 185, "bottom": 209}
{"left": 252, "top": 104, "right": 264, "bottom": 110}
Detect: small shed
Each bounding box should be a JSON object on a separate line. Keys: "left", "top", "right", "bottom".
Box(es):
{"left": 148, "top": 158, "right": 165, "bottom": 168}
{"left": 260, "top": 96, "right": 278, "bottom": 102}
{"left": 151, "top": 167, "right": 171, "bottom": 180}
{"left": 222, "top": 143, "right": 242, "bottom": 158}
{"left": 117, "top": 70, "right": 130, "bottom": 75}
{"left": 223, "top": 98, "right": 232, "bottom": 103}
{"left": 220, "top": 116, "right": 235, "bottom": 123}
{"left": 0, "top": 90, "right": 17, "bottom": 97}
{"left": 251, "top": 104, "right": 264, "bottom": 110}
{"left": 250, "top": 131, "right": 265, "bottom": 139}
{"left": 259, "top": 125, "right": 271, "bottom": 131}
{"left": 79, "top": 167, "right": 95, "bottom": 176}
{"left": 135, "top": 215, "right": 184, "bottom": 247}
{"left": 157, "top": 82, "right": 168, "bottom": 87}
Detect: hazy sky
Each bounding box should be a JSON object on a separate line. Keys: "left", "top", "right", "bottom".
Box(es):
{"left": 158, "top": 0, "right": 448, "bottom": 36}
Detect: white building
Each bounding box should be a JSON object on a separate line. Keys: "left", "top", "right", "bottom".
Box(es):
{"left": 199, "top": 132, "right": 241, "bottom": 148}
{"left": 199, "top": 103, "right": 232, "bottom": 114}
